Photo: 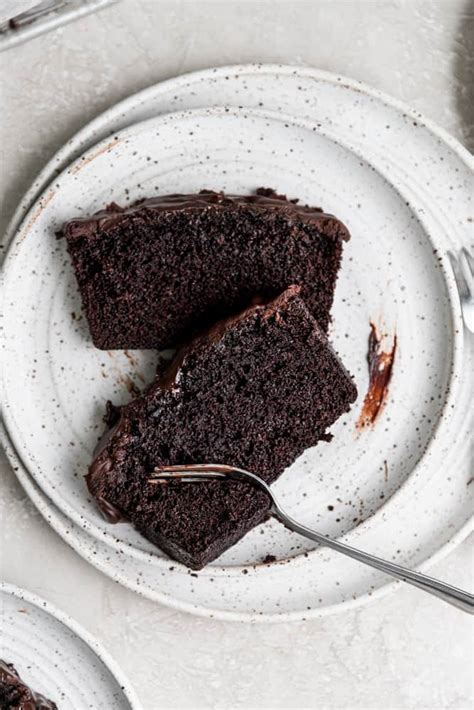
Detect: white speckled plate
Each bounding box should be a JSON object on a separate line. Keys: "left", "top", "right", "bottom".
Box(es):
{"left": 2, "top": 105, "right": 462, "bottom": 556}
{"left": 0, "top": 583, "right": 141, "bottom": 708}
{"left": 2, "top": 66, "right": 472, "bottom": 621}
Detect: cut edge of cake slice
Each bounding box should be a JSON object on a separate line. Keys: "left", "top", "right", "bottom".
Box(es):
{"left": 61, "top": 189, "right": 350, "bottom": 349}
{"left": 87, "top": 285, "right": 358, "bottom": 569}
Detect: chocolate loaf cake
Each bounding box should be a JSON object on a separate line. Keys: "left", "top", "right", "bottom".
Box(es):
{"left": 87, "top": 286, "right": 357, "bottom": 569}
{"left": 62, "top": 189, "right": 350, "bottom": 349}
{"left": 0, "top": 660, "right": 57, "bottom": 709}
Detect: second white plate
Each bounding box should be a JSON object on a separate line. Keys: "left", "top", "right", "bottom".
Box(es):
{"left": 0, "top": 583, "right": 140, "bottom": 708}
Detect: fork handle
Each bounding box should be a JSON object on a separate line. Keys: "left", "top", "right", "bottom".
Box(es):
{"left": 274, "top": 508, "right": 474, "bottom": 614}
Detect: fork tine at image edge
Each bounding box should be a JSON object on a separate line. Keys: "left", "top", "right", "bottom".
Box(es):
{"left": 448, "top": 248, "right": 474, "bottom": 333}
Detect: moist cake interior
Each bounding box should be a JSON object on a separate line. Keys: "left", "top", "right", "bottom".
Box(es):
{"left": 87, "top": 287, "right": 357, "bottom": 569}
{"left": 62, "top": 188, "right": 350, "bottom": 349}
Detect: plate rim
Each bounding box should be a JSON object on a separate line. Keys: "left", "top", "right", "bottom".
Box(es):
{"left": 0, "top": 581, "right": 143, "bottom": 708}
{"left": 2, "top": 424, "right": 473, "bottom": 623}
{"left": 4, "top": 64, "right": 472, "bottom": 245}
{"left": 0, "top": 103, "right": 465, "bottom": 572}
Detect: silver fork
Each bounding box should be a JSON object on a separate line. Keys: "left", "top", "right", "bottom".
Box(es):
{"left": 149, "top": 464, "right": 474, "bottom": 614}
{"left": 448, "top": 247, "right": 474, "bottom": 333}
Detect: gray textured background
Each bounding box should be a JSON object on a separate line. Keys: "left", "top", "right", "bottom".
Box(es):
{"left": 1, "top": 2, "right": 473, "bottom": 708}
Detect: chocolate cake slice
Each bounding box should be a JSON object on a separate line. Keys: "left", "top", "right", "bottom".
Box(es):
{"left": 0, "top": 660, "right": 57, "bottom": 709}
{"left": 62, "top": 188, "right": 350, "bottom": 349}
{"left": 87, "top": 286, "right": 357, "bottom": 569}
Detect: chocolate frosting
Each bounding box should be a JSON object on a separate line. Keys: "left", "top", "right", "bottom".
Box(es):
{"left": 87, "top": 428, "right": 127, "bottom": 523}
{"left": 63, "top": 188, "right": 350, "bottom": 241}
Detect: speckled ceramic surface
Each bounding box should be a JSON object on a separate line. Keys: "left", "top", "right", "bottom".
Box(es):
{"left": 2, "top": 66, "right": 472, "bottom": 621}
{"left": 0, "top": 583, "right": 141, "bottom": 708}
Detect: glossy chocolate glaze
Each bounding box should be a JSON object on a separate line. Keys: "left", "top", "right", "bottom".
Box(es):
{"left": 62, "top": 188, "right": 350, "bottom": 240}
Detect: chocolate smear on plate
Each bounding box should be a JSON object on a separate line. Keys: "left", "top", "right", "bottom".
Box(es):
{"left": 356, "top": 322, "right": 397, "bottom": 429}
